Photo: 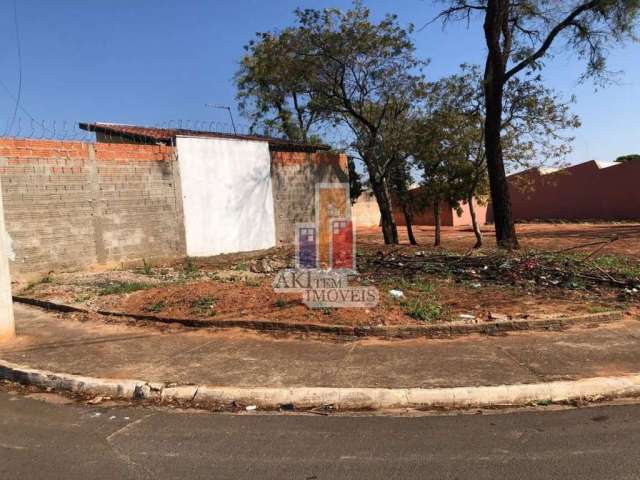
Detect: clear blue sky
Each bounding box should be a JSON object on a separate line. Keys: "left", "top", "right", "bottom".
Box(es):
{"left": 0, "top": 0, "right": 638, "bottom": 164}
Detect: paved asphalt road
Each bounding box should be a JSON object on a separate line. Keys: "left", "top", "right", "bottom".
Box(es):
{"left": 1, "top": 392, "right": 639, "bottom": 479}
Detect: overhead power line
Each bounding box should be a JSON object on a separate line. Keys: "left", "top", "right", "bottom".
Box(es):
{"left": 4, "top": 0, "right": 23, "bottom": 136}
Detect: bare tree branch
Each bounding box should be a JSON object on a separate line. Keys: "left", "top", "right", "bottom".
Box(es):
{"left": 505, "top": 1, "right": 599, "bottom": 80}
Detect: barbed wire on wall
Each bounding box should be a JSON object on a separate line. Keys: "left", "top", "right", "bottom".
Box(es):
{"left": 0, "top": 117, "right": 253, "bottom": 143}
{"left": 152, "top": 119, "right": 252, "bottom": 135}
{"left": 0, "top": 117, "right": 94, "bottom": 141}
{"left": 0, "top": 117, "right": 354, "bottom": 146}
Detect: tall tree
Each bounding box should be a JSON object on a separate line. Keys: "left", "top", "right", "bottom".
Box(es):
{"left": 431, "top": 65, "right": 579, "bottom": 247}
{"left": 412, "top": 100, "right": 466, "bottom": 247}
{"left": 236, "top": 28, "right": 324, "bottom": 142}
{"left": 388, "top": 157, "right": 419, "bottom": 245}
{"left": 435, "top": 0, "right": 639, "bottom": 249}
{"left": 616, "top": 154, "right": 640, "bottom": 162}
{"left": 295, "top": 3, "right": 427, "bottom": 245}
{"left": 237, "top": 3, "right": 426, "bottom": 245}
{"left": 426, "top": 67, "right": 489, "bottom": 248}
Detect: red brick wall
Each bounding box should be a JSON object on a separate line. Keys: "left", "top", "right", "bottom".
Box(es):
{"left": 390, "top": 186, "right": 488, "bottom": 228}
{"left": 394, "top": 200, "right": 454, "bottom": 226}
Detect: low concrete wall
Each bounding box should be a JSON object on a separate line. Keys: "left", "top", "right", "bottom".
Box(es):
{"left": 352, "top": 190, "right": 381, "bottom": 227}
{"left": 0, "top": 139, "right": 185, "bottom": 276}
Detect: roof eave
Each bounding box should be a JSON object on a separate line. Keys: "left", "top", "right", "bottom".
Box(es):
{"left": 79, "top": 122, "right": 332, "bottom": 152}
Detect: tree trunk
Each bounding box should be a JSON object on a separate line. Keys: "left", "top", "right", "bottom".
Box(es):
{"left": 371, "top": 177, "right": 398, "bottom": 245}
{"left": 433, "top": 201, "right": 441, "bottom": 247}
{"left": 483, "top": 0, "right": 519, "bottom": 250}
{"left": 468, "top": 193, "right": 483, "bottom": 249}
{"left": 403, "top": 205, "right": 418, "bottom": 246}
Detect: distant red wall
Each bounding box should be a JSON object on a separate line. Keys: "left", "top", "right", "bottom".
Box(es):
{"left": 487, "top": 160, "right": 640, "bottom": 222}
{"left": 451, "top": 197, "right": 488, "bottom": 227}
{"left": 392, "top": 186, "right": 487, "bottom": 227}
{"left": 395, "top": 200, "right": 453, "bottom": 226}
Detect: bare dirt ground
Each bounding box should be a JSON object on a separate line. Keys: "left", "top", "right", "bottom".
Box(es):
{"left": 15, "top": 223, "right": 639, "bottom": 327}
{"left": 357, "top": 223, "right": 640, "bottom": 258}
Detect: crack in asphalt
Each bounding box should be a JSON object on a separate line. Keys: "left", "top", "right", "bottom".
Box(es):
{"left": 105, "top": 413, "right": 158, "bottom": 479}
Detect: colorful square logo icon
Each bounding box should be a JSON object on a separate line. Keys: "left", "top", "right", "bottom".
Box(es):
{"left": 294, "top": 183, "right": 354, "bottom": 271}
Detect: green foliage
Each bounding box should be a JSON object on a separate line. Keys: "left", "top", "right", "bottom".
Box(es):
{"left": 411, "top": 279, "right": 435, "bottom": 294}
{"left": 391, "top": 277, "right": 435, "bottom": 294}
{"left": 401, "top": 299, "right": 443, "bottom": 323}
{"left": 73, "top": 293, "right": 93, "bottom": 304}
{"left": 141, "top": 259, "right": 153, "bottom": 276}
{"left": 417, "top": 64, "right": 578, "bottom": 202}
{"left": 232, "top": 262, "right": 249, "bottom": 272}
{"left": 434, "top": 0, "right": 639, "bottom": 248}
{"left": 436, "top": 1, "right": 640, "bottom": 84}
{"left": 236, "top": 1, "right": 426, "bottom": 244}
{"left": 23, "top": 274, "right": 55, "bottom": 292}
{"left": 273, "top": 298, "right": 288, "bottom": 308}
{"left": 190, "top": 296, "right": 217, "bottom": 316}
{"left": 244, "top": 277, "right": 262, "bottom": 287}
{"left": 184, "top": 257, "right": 197, "bottom": 275}
{"left": 616, "top": 154, "right": 640, "bottom": 163}
{"left": 144, "top": 301, "right": 166, "bottom": 313}
{"left": 587, "top": 254, "right": 640, "bottom": 279}
{"left": 236, "top": 23, "right": 325, "bottom": 141}
{"left": 386, "top": 276, "right": 443, "bottom": 321}
{"left": 98, "top": 282, "right": 152, "bottom": 296}
{"left": 587, "top": 305, "right": 615, "bottom": 314}
{"left": 540, "top": 251, "right": 640, "bottom": 280}
{"left": 501, "top": 75, "right": 581, "bottom": 169}
{"left": 348, "top": 157, "right": 363, "bottom": 204}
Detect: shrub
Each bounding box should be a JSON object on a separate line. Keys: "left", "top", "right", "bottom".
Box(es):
{"left": 273, "top": 298, "right": 287, "bottom": 308}
{"left": 144, "top": 301, "right": 166, "bottom": 313}
{"left": 402, "top": 299, "right": 443, "bottom": 323}
{"left": 190, "top": 296, "right": 217, "bottom": 316}
{"left": 98, "top": 282, "right": 152, "bottom": 296}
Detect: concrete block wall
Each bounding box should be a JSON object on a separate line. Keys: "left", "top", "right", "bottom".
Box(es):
{"left": 0, "top": 140, "right": 96, "bottom": 274}
{"left": 271, "top": 151, "right": 348, "bottom": 245}
{"left": 92, "top": 143, "right": 185, "bottom": 264}
{"left": 0, "top": 139, "right": 185, "bottom": 276}
{"left": 0, "top": 138, "right": 345, "bottom": 275}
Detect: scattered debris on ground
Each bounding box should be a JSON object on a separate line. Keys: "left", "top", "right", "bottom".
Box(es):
{"left": 13, "top": 224, "right": 638, "bottom": 328}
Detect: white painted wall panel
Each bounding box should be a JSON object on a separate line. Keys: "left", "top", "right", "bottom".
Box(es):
{"left": 176, "top": 136, "right": 276, "bottom": 257}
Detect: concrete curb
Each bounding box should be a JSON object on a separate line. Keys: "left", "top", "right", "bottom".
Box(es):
{"left": 12, "top": 295, "right": 624, "bottom": 339}
{"left": 2, "top": 359, "right": 639, "bottom": 411}
{"left": 0, "top": 359, "right": 163, "bottom": 400}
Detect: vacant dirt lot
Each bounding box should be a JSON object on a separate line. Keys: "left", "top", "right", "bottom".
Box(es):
{"left": 357, "top": 223, "right": 640, "bottom": 258}
{"left": 15, "top": 223, "right": 639, "bottom": 328}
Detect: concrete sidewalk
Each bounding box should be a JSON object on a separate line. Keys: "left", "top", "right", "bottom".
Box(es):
{"left": 1, "top": 304, "right": 639, "bottom": 390}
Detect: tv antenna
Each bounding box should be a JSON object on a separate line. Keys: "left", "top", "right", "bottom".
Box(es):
{"left": 204, "top": 104, "right": 237, "bottom": 134}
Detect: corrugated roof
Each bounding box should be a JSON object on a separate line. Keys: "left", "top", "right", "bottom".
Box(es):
{"left": 79, "top": 122, "right": 330, "bottom": 152}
